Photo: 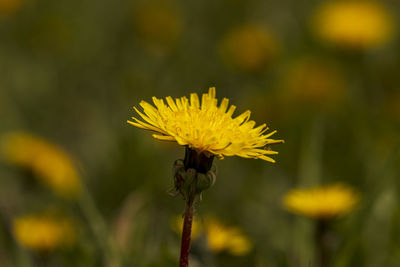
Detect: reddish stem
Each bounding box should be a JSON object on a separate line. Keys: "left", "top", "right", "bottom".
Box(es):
{"left": 179, "top": 200, "right": 194, "bottom": 267}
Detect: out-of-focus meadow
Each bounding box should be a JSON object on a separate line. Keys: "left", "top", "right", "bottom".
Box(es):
{"left": 0, "top": 0, "right": 399, "bottom": 266}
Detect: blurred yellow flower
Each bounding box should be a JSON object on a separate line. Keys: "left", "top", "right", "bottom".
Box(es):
{"left": 220, "top": 25, "right": 278, "bottom": 72}
{"left": 284, "top": 184, "right": 360, "bottom": 219}
{"left": 128, "top": 87, "right": 283, "bottom": 162}
{"left": 0, "top": 0, "right": 23, "bottom": 17}
{"left": 313, "top": 1, "right": 394, "bottom": 49}
{"left": 0, "top": 132, "right": 81, "bottom": 197}
{"left": 204, "top": 217, "right": 252, "bottom": 256}
{"left": 281, "top": 57, "right": 346, "bottom": 110}
{"left": 173, "top": 216, "right": 252, "bottom": 256}
{"left": 13, "top": 213, "right": 76, "bottom": 252}
{"left": 133, "top": 0, "right": 183, "bottom": 52}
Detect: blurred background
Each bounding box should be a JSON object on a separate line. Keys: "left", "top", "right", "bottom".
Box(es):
{"left": 0, "top": 0, "right": 399, "bottom": 266}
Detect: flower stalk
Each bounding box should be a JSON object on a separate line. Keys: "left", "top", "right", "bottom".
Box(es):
{"left": 179, "top": 197, "right": 195, "bottom": 267}
{"left": 314, "top": 219, "right": 330, "bottom": 267}
{"left": 173, "top": 147, "right": 216, "bottom": 267}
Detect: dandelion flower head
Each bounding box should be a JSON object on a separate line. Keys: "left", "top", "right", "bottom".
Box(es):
{"left": 128, "top": 87, "right": 283, "bottom": 162}
{"left": 13, "top": 213, "right": 76, "bottom": 252}
{"left": 284, "top": 184, "right": 359, "bottom": 219}
{"left": 313, "top": 1, "right": 394, "bottom": 49}
{"left": 0, "top": 132, "right": 81, "bottom": 197}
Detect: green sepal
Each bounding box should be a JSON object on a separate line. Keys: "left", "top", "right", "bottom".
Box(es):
{"left": 172, "top": 159, "right": 217, "bottom": 201}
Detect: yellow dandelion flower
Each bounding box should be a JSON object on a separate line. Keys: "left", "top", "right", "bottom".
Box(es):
{"left": 133, "top": 0, "right": 183, "bottom": 52}
{"left": 0, "top": 132, "right": 81, "bottom": 197}
{"left": 220, "top": 25, "right": 278, "bottom": 72}
{"left": 204, "top": 217, "right": 252, "bottom": 256}
{"left": 128, "top": 87, "right": 283, "bottom": 163}
{"left": 313, "top": 1, "right": 394, "bottom": 49}
{"left": 281, "top": 57, "right": 346, "bottom": 110}
{"left": 0, "top": 0, "right": 23, "bottom": 17}
{"left": 13, "top": 213, "right": 76, "bottom": 252}
{"left": 283, "top": 184, "right": 360, "bottom": 219}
